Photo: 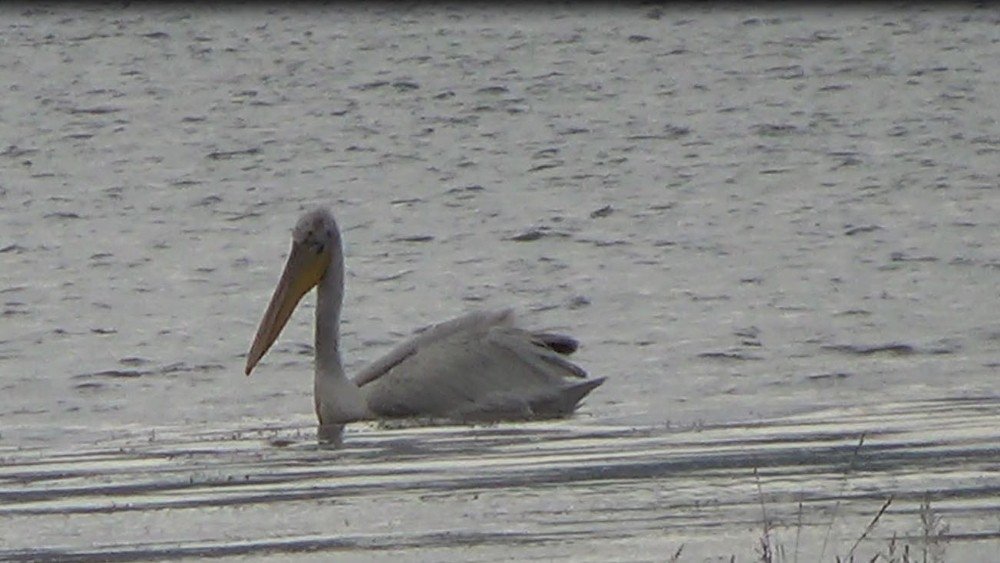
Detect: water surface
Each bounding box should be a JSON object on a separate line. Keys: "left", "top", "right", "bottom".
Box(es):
{"left": 1, "top": 5, "right": 997, "bottom": 560}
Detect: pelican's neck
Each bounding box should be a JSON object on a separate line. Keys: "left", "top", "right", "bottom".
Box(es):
{"left": 314, "top": 255, "right": 344, "bottom": 375}
{"left": 313, "top": 245, "right": 370, "bottom": 424}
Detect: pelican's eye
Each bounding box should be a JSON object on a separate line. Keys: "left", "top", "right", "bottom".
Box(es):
{"left": 308, "top": 239, "right": 325, "bottom": 254}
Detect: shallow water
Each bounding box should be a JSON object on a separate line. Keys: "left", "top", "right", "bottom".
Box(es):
{"left": 1, "top": 4, "right": 998, "bottom": 561}
{"left": 1, "top": 398, "right": 997, "bottom": 561}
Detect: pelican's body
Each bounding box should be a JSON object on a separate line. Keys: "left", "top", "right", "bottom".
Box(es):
{"left": 245, "top": 208, "right": 605, "bottom": 444}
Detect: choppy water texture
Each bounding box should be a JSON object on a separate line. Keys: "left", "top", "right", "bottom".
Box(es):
{"left": 1, "top": 5, "right": 998, "bottom": 561}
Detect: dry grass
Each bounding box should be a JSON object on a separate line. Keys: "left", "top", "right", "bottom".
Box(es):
{"left": 744, "top": 492, "right": 949, "bottom": 563}
{"left": 708, "top": 433, "right": 953, "bottom": 563}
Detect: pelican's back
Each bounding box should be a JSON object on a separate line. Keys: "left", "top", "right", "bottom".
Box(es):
{"left": 355, "top": 309, "right": 605, "bottom": 421}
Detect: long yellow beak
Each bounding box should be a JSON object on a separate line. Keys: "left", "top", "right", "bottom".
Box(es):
{"left": 245, "top": 242, "right": 330, "bottom": 375}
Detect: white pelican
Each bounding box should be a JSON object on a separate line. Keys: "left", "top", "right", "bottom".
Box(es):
{"left": 245, "top": 208, "right": 605, "bottom": 444}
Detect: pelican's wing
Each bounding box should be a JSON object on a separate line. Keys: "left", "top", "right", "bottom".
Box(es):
{"left": 354, "top": 309, "right": 605, "bottom": 421}
{"left": 352, "top": 309, "right": 516, "bottom": 387}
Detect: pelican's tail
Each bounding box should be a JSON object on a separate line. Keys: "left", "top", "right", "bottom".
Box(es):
{"left": 532, "top": 376, "right": 607, "bottom": 417}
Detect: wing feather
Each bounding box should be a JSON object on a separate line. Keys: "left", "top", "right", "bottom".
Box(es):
{"left": 356, "top": 310, "right": 602, "bottom": 421}
{"left": 352, "top": 308, "right": 515, "bottom": 387}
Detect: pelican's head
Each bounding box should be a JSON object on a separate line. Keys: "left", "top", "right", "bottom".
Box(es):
{"left": 245, "top": 208, "right": 340, "bottom": 376}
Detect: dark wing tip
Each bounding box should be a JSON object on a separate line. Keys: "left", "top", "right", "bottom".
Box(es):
{"left": 532, "top": 332, "right": 579, "bottom": 355}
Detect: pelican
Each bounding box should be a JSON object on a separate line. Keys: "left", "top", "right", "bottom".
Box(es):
{"left": 245, "top": 208, "right": 605, "bottom": 444}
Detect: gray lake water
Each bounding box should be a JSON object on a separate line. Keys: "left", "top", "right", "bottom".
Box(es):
{"left": 1, "top": 5, "right": 998, "bottom": 561}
